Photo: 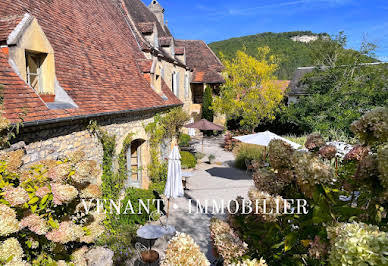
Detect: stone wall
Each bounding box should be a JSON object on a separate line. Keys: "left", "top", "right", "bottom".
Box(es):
{"left": 14, "top": 109, "right": 167, "bottom": 189}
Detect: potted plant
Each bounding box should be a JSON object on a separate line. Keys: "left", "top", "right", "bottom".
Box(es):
{"left": 140, "top": 250, "right": 159, "bottom": 266}
{"left": 208, "top": 154, "right": 216, "bottom": 164}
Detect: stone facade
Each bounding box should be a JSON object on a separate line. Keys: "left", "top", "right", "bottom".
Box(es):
{"left": 16, "top": 110, "right": 167, "bottom": 189}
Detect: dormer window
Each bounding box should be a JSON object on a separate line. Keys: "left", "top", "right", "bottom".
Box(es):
{"left": 26, "top": 51, "right": 46, "bottom": 93}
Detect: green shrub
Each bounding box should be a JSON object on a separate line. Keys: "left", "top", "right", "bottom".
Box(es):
{"left": 202, "top": 86, "right": 214, "bottom": 122}
{"left": 117, "top": 187, "right": 158, "bottom": 226}
{"left": 96, "top": 224, "right": 137, "bottom": 265}
{"left": 283, "top": 134, "right": 307, "bottom": 146}
{"left": 180, "top": 151, "right": 197, "bottom": 169}
{"left": 327, "top": 222, "right": 388, "bottom": 266}
{"left": 195, "top": 152, "right": 206, "bottom": 160}
{"left": 149, "top": 180, "right": 166, "bottom": 195}
{"left": 179, "top": 133, "right": 191, "bottom": 147}
{"left": 234, "top": 143, "right": 265, "bottom": 169}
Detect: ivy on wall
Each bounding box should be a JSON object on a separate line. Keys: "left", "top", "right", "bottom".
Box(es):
{"left": 144, "top": 107, "right": 190, "bottom": 183}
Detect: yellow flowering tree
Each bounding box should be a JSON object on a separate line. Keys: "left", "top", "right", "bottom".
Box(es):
{"left": 213, "top": 47, "right": 284, "bottom": 132}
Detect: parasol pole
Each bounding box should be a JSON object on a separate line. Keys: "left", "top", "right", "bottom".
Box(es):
{"left": 202, "top": 133, "right": 204, "bottom": 152}
{"left": 166, "top": 138, "right": 176, "bottom": 223}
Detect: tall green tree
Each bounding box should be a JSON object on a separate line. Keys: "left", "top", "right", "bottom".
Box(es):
{"left": 213, "top": 47, "right": 285, "bottom": 132}
{"left": 284, "top": 34, "right": 387, "bottom": 137}
{"left": 202, "top": 86, "right": 214, "bottom": 121}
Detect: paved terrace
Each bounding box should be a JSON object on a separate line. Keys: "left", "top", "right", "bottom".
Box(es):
{"left": 130, "top": 135, "right": 253, "bottom": 264}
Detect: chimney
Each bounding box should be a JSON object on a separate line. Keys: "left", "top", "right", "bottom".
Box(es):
{"left": 148, "top": 0, "right": 165, "bottom": 26}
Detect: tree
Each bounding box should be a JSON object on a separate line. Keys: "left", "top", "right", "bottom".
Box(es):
{"left": 202, "top": 86, "right": 214, "bottom": 121}
{"left": 213, "top": 47, "right": 285, "bottom": 132}
{"left": 284, "top": 34, "right": 387, "bottom": 138}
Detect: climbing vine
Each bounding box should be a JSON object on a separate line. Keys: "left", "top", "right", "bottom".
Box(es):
{"left": 144, "top": 107, "right": 190, "bottom": 183}
{"left": 88, "top": 121, "right": 122, "bottom": 200}
{"left": 118, "top": 133, "right": 134, "bottom": 186}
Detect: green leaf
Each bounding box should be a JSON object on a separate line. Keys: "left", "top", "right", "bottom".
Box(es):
{"left": 31, "top": 205, "right": 37, "bottom": 213}
{"left": 28, "top": 197, "right": 39, "bottom": 205}
{"left": 285, "top": 232, "right": 297, "bottom": 252}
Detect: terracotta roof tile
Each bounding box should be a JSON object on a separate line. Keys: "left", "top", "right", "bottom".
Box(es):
{"left": 192, "top": 70, "right": 225, "bottom": 84}
{"left": 175, "top": 40, "right": 224, "bottom": 72}
{"left": 175, "top": 40, "right": 224, "bottom": 83}
{"left": 137, "top": 22, "right": 154, "bottom": 34}
{"left": 0, "top": 0, "right": 182, "bottom": 123}
{"left": 0, "top": 15, "right": 23, "bottom": 42}
{"left": 137, "top": 59, "right": 153, "bottom": 73}
{"left": 159, "top": 37, "right": 173, "bottom": 47}
{"left": 122, "top": 0, "right": 172, "bottom": 38}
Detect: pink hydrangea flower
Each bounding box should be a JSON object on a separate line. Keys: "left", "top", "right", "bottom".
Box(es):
{"left": 35, "top": 186, "right": 50, "bottom": 198}
{"left": 3, "top": 186, "right": 29, "bottom": 207}
{"left": 0, "top": 204, "right": 20, "bottom": 236}
{"left": 20, "top": 214, "right": 49, "bottom": 235}
{"left": 51, "top": 183, "right": 78, "bottom": 205}
{"left": 46, "top": 221, "right": 84, "bottom": 244}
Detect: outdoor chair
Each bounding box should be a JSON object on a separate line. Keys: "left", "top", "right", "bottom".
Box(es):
{"left": 245, "top": 159, "right": 255, "bottom": 175}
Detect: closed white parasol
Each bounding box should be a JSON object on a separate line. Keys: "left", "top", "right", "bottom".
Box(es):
{"left": 164, "top": 145, "right": 184, "bottom": 221}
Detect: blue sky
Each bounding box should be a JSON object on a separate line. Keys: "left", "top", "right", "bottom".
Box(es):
{"left": 142, "top": 0, "right": 388, "bottom": 60}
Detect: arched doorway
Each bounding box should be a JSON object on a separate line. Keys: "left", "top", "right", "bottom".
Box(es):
{"left": 126, "top": 139, "right": 145, "bottom": 188}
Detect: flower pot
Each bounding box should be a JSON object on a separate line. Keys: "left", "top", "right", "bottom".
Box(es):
{"left": 40, "top": 94, "right": 55, "bottom": 102}
{"left": 140, "top": 250, "right": 159, "bottom": 266}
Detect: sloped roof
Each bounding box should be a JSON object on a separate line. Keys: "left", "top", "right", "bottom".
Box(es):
{"left": 175, "top": 40, "right": 224, "bottom": 72}
{"left": 272, "top": 80, "right": 291, "bottom": 92}
{"left": 0, "top": 15, "right": 23, "bottom": 43}
{"left": 0, "top": 0, "right": 182, "bottom": 123}
{"left": 122, "top": 0, "right": 172, "bottom": 38}
{"left": 175, "top": 39, "right": 224, "bottom": 83}
{"left": 192, "top": 70, "right": 225, "bottom": 84}
{"left": 137, "top": 22, "right": 155, "bottom": 34}
{"left": 287, "top": 67, "right": 315, "bottom": 96}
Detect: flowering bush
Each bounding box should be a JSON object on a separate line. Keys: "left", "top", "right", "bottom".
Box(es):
{"left": 267, "top": 139, "right": 294, "bottom": 170}
{"left": 0, "top": 149, "right": 104, "bottom": 264}
{"left": 248, "top": 189, "right": 290, "bottom": 222}
{"left": 210, "top": 218, "right": 248, "bottom": 264}
{"left": 234, "top": 143, "right": 265, "bottom": 170}
{"left": 252, "top": 168, "right": 287, "bottom": 195}
{"left": 327, "top": 222, "right": 388, "bottom": 265}
{"left": 224, "top": 132, "right": 240, "bottom": 151}
{"left": 161, "top": 232, "right": 209, "bottom": 266}
{"left": 304, "top": 133, "right": 325, "bottom": 151}
{"left": 230, "top": 258, "right": 267, "bottom": 266}
{"left": 225, "top": 108, "right": 388, "bottom": 265}
{"left": 318, "top": 145, "right": 337, "bottom": 160}
{"left": 350, "top": 106, "right": 388, "bottom": 146}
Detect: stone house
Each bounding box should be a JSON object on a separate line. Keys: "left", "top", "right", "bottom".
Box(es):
{"left": 0, "top": 0, "right": 217, "bottom": 189}
{"left": 120, "top": 0, "right": 225, "bottom": 124}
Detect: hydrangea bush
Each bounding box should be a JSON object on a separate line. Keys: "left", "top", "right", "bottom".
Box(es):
{"left": 0, "top": 149, "right": 104, "bottom": 265}
{"left": 210, "top": 218, "right": 248, "bottom": 264}
{"left": 161, "top": 232, "right": 209, "bottom": 266}
{"left": 327, "top": 222, "right": 388, "bottom": 265}
{"left": 226, "top": 107, "right": 388, "bottom": 265}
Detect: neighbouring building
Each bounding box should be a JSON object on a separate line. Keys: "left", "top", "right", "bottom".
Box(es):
{"left": 120, "top": 0, "right": 225, "bottom": 124}
{"left": 175, "top": 39, "right": 225, "bottom": 122}
{"left": 286, "top": 66, "right": 315, "bottom": 105}
{"left": 286, "top": 62, "right": 387, "bottom": 105}
{"left": 0, "top": 0, "right": 224, "bottom": 189}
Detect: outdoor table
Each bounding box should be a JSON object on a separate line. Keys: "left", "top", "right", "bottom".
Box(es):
{"left": 181, "top": 171, "right": 194, "bottom": 190}
{"left": 136, "top": 224, "right": 176, "bottom": 249}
